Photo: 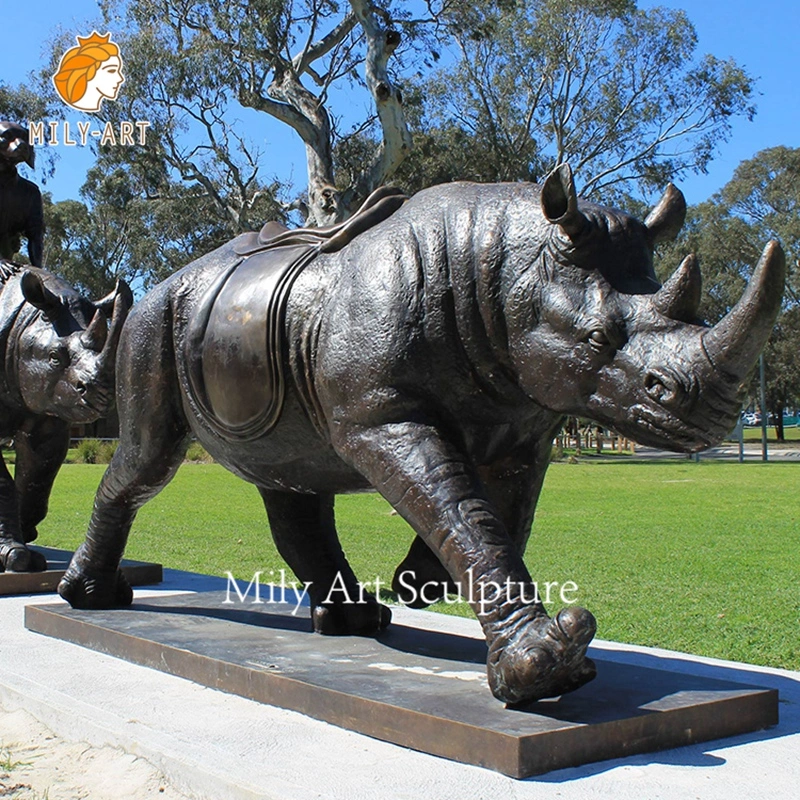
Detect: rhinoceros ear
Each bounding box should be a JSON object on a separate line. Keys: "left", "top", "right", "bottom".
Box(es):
{"left": 20, "top": 270, "right": 63, "bottom": 320}
{"left": 541, "top": 163, "right": 588, "bottom": 240}
{"left": 644, "top": 184, "right": 686, "bottom": 245}
{"left": 94, "top": 279, "right": 133, "bottom": 316}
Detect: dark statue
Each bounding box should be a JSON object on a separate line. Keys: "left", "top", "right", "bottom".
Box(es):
{"left": 58, "top": 166, "right": 785, "bottom": 705}
{"left": 0, "top": 121, "right": 44, "bottom": 267}
{"left": 0, "top": 262, "right": 132, "bottom": 572}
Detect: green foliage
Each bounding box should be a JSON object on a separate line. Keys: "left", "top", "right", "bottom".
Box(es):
{"left": 74, "top": 439, "right": 103, "bottom": 464}
{"left": 98, "top": 440, "right": 119, "bottom": 463}
{"left": 0, "top": 744, "right": 28, "bottom": 772}
{"left": 185, "top": 442, "right": 214, "bottom": 462}
{"left": 37, "top": 461, "right": 800, "bottom": 670}
{"left": 396, "top": 0, "right": 755, "bottom": 201}
{"left": 0, "top": 81, "right": 58, "bottom": 187}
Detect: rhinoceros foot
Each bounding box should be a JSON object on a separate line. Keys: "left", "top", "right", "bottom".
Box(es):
{"left": 487, "top": 606, "right": 597, "bottom": 705}
{"left": 312, "top": 593, "right": 392, "bottom": 636}
{"left": 58, "top": 564, "right": 133, "bottom": 609}
{"left": 0, "top": 543, "right": 47, "bottom": 573}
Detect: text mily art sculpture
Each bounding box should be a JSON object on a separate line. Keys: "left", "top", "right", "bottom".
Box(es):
{"left": 59, "top": 165, "right": 784, "bottom": 705}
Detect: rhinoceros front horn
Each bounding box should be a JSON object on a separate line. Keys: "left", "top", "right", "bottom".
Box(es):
{"left": 702, "top": 240, "right": 786, "bottom": 378}
{"left": 653, "top": 253, "right": 702, "bottom": 322}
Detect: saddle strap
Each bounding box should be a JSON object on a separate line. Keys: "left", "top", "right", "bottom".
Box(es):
{"left": 184, "top": 244, "right": 319, "bottom": 442}
{"left": 233, "top": 186, "right": 407, "bottom": 257}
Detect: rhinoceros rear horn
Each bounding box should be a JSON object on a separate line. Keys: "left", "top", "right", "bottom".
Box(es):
{"left": 20, "top": 270, "right": 63, "bottom": 320}
{"left": 541, "top": 163, "right": 589, "bottom": 240}
{"left": 80, "top": 309, "right": 108, "bottom": 352}
{"left": 702, "top": 240, "right": 786, "bottom": 378}
{"left": 652, "top": 254, "right": 702, "bottom": 322}
{"left": 644, "top": 184, "right": 686, "bottom": 245}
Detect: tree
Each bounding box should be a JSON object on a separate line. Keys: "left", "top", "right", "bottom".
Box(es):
{"left": 396, "top": 0, "right": 755, "bottom": 202}
{"left": 42, "top": 161, "right": 286, "bottom": 294}
{"left": 91, "top": 0, "right": 415, "bottom": 226}
{"left": 0, "top": 81, "right": 57, "bottom": 181}
{"left": 657, "top": 147, "right": 800, "bottom": 439}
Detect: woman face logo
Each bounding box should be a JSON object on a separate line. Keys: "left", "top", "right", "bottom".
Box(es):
{"left": 53, "top": 32, "right": 126, "bottom": 113}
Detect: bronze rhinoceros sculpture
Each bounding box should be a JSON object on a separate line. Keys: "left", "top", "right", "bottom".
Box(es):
{"left": 0, "top": 262, "right": 131, "bottom": 572}
{"left": 59, "top": 167, "right": 784, "bottom": 704}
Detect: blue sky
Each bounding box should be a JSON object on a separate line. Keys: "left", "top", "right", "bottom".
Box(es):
{"left": 4, "top": 0, "right": 799, "bottom": 205}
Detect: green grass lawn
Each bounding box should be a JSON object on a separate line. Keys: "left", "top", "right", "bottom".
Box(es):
{"left": 33, "top": 460, "right": 800, "bottom": 671}
{"left": 742, "top": 425, "right": 800, "bottom": 442}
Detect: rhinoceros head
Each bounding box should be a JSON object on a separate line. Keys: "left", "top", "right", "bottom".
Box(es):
{"left": 507, "top": 165, "right": 785, "bottom": 451}
{"left": 14, "top": 269, "right": 133, "bottom": 423}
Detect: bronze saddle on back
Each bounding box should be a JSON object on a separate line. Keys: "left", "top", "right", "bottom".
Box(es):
{"left": 184, "top": 187, "right": 407, "bottom": 441}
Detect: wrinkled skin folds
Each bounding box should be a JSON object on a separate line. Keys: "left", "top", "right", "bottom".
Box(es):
{"left": 58, "top": 167, "right": 784, "bottom": 705}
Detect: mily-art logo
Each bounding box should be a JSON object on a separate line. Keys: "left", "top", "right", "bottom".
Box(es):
{"left": 29, "top": 31, "right": 150, "bottom": 149}
{"left": 53, "top": 31, "right": 124, "bottom": 112}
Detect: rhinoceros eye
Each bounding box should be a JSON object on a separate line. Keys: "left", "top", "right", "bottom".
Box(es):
{"left": 587, "top": 329, "right": 610, "bottom": 351}
{"left": 48, "top": 349, "right": 67, "bottom": 367}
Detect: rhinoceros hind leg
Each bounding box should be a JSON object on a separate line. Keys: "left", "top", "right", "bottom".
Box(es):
{"left": 487, "top": 606, "right": 597, "bottom": 705}
{"left": 260, "top": 488, "right": 391, "bottom": 636}
{"left": 0, "top": 459, "right": 47, "bottom": 572}
{"left": 391, "top": 535, "right": 457, "bottom": 609}
{"left": 15, "top": 416, "right": 70, "bottom": 548}
{"left": 58, "top": 551, "right": 133, "bottom": 609}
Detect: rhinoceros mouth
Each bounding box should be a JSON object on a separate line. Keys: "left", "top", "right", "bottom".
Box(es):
{"left": 628, "top": 403, "right": 722, "bottom": 451}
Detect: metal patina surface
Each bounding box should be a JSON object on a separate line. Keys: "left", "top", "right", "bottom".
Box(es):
{"left": 0, "top": 261, "right": 132, "bottom": 574}
{"left": 0, "top": 547, "right": 161, "bottom": 595}
{"left": 57, "top": 166, "right": 786, "bottom": 706}
{"left": 25, "top": 591, "right": 778, "bottom": 778}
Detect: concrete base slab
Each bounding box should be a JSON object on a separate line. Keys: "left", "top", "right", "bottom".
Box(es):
{"left": 24, "top": 591, "right": 777, "bottom": 778}
{"left": 0, "top": 572, "right": 798, "bottom": 799}
{"left": 0, "top": 546, "right": 162, "bottom": 596}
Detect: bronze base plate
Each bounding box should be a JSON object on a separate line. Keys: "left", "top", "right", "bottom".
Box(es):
{"left": 24, "top": 592, "right": 778, "bottom": 777}
{"left": 1, "top": 547, "right": 163, "bottom": 595}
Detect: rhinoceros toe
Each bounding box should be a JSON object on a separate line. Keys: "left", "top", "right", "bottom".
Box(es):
{"left": 487, "top": 606, "right": 597, "bottom": 705}
{"left": 312, "top": 595, "right": 392, "bottom": 636}
{"left": 0, "top": 543, "right": 47, "bottom": 573}
{"left": 58, "top": 566, "right": 133, "bottom": 609}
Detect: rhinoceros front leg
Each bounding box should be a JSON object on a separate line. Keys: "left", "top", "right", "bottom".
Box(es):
{"left": 58, "top": 421, "right": 189, "bottom": 608}
{"left": 0, "top": 457, "right": 47, "bottom": 572}
{"left": 260, "top": 489, "right": 391, "bottom": 635}
{"left": 335, "top": 421, "right": 596, "bottom": 704}
{"left": 14, "top": 415, "right": 70, "bottom": 545}
{"left": 59, "top": 307, "right": 190, "bottom": 609}
{"left": 392, "top": 431, "right": 556, "bottom": 609}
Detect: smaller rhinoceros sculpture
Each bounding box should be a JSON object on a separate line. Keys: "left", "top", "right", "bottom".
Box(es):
{"left": 58, "top": 166, "right": 784, "bottom": 705}
{"left": 0, "top": 261, "right": 132, "bottom": 572}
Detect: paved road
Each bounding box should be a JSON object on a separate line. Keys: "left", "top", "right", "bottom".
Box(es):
{"left": 633, "top": 442, "right": 800, "bottom": 462}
